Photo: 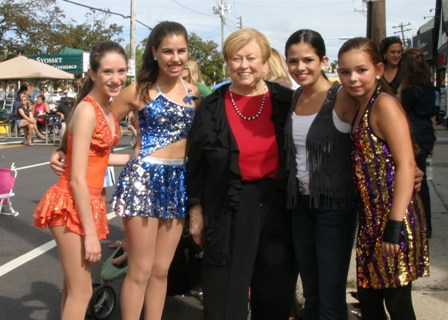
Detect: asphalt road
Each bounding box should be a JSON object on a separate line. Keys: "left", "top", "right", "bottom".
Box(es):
{"left": 3, "top": 129, "right": 447, "bottom": 320}
{"left": 0, "top": 136, "right": 204, "bottom": 320}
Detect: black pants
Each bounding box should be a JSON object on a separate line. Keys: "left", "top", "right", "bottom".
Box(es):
{"left": 202, "top": 179, "right": 297, "bottom": 320}
{"left": 416, "top": 141, "right": 435, "bottom": 234}
{"left": 292, "top": 196, "right": 357, "bottom": 320}
{"left": 357, "top": 284, "right": 416, "bottom": 320}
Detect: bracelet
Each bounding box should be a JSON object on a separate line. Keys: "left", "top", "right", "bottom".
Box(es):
{"left": 383, "top": 219, "right": 403, "bottom": 244}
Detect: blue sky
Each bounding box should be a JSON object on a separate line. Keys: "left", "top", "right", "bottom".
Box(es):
{"left": 57, "top": 0, "right": 435, "bottom": 62}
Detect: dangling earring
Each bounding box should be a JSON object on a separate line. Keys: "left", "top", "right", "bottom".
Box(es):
{"left": 154, "top": 57, "right": 158, "bottom": 61}
{"left": 375, "top": 75, "right": 380, "bottom": 80}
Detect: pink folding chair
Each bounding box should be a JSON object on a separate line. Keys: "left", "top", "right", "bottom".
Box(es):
{"left": 0, "top": 163, "right": 19, "bottom": 216}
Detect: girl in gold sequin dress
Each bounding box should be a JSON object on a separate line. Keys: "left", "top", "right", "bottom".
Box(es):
{"left": 33, "top": 41, "right": 131, "bottom": 320}
{"left": 337, "top": 38, "right": 429, "bottom": 320}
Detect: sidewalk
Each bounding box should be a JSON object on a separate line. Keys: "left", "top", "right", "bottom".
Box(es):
{"left": 346, "top": 124, "right": 448, "bottom": 320}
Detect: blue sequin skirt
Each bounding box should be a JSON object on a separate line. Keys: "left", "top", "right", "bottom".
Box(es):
{"left": 111, "top": 156, "right": 187, "bottom": 219}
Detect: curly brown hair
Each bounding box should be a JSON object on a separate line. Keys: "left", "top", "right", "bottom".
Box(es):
{"left": 400, "top": 48, "right": 431, "bottom": 89}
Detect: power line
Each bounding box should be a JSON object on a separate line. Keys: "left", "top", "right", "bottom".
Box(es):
{"left": 170, "top": 0, "right": 214, "bottom": 16}
{"left": 236, "top": 0, "right": 352, "bottom": 9}
{"left": 223, "top": 17, "right": 239, "bottom": 30}
{"left": 60, "top": 0, "right": 152, "bottom": 29}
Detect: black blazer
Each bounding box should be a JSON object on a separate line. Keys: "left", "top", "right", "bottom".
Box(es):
{"left": 186, "top": 81, "right": 293, "bottom": 266}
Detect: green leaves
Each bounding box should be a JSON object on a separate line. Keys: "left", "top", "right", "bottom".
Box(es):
{"left": 0, "top": 0, "right": 123, "bottom": 58}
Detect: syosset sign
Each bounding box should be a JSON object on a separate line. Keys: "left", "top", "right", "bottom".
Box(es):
{"left": 35, "top": 57, "right": 64, "bottom": 64}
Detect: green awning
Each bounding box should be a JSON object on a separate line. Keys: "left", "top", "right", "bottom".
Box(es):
{"left": 28, "top": 51, "right": 88, "bottom": 74}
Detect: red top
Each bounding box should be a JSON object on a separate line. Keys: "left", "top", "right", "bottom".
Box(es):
{"left": 225, "top": 90, "right": 279, "bottom": 181}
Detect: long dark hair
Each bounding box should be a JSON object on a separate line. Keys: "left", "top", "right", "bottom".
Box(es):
{"left": 338, "top": 37, "right": 393, "bottom": 95}
{"left": 400, "top": 48, "right": 431, "bottom": 89}
{"left": 136, "top": 21, "right": 188, "bottom": 104}
{"left": 58, "top": 40, "right": 127, "bottom": 152}
{"left": 285, "top": 29, "right": 328, "bottom": 80}
{"left": 379, "top": 36, "right": 402, "bottom": 65}
{"left": 77, "top": 41, "right": 128, "bottom": 102}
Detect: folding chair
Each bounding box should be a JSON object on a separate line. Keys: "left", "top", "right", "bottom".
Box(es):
{"left": 0, "top": 163, "right": 19, "bottom": 216}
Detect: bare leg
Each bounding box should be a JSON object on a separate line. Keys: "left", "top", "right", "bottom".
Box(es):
{"left": 25, "top": 124, "right": 33, "bottom": 145}
{"left": 34, "top": 126, "right": 45, "bottom": 139}
{"left": 120, "top": 217, "right": 159, "bottom": 320}
{"left": 51, "top": 226, "right": 93, "bottom": 320}
{"left": 120, "top": 217, "right": 184, "bottom": 320}
{"left": 143, "top": 219, "right": 184, "bottom": 320}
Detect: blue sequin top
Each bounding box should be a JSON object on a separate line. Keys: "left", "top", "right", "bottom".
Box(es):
{"left": 138, "top": 92, "right": 196, "bottom": 158}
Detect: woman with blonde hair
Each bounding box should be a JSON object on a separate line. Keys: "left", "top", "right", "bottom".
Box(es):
{"left": 181, "top": 59, "right": 212, "bottom": 99}
{"left": 16, "top": 94, "right": 45, "bottom": 145}
{"left": 187, "top": 27, "right": 296, "bottom": 320}
{"left": 265, "top": 47, "right": 294, "bottom": 88}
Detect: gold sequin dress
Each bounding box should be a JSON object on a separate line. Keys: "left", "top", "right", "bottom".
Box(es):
{"left": 33, "top": 96, "right": 120, "bottom": 240}
{"left": 352, "top": 87, "right": 429, "bottom": 289}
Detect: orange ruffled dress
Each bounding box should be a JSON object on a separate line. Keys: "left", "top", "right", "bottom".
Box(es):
{"left": 33, "top": 96, "right": 120, "bottom": 240}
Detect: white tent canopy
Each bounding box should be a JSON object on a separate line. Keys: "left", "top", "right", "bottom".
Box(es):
{"left": 0, "top": 55, "right": 74, "bottom": 80}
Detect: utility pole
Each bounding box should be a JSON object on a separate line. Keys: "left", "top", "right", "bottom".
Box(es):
{"left": 130, "top": 0, "right": 136, "bottom": 78}
{"left": 238, "top": 16, "right": 243, "bottom": 29}
{"left": 213, "top": 0, "right": 231, "bottom": 78}
{"left": 366, "top": 0, "right": 386, "bottom": 46}
{"left": 393, "top": 23, "right": 412, "bottom": 45}
{"left": 213, "top": 0, "right": 231, "bottom": 52}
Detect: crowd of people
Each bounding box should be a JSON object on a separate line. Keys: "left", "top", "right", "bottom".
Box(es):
{"left": 4, "top": 81, "right": 78, "bottom": 146}
{"left": 36, "top": 20, "right": 435, "bottom": 320}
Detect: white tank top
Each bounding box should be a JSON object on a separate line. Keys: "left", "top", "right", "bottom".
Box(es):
{"left": 292, "top": 109, "right": 350, "bottom": 182}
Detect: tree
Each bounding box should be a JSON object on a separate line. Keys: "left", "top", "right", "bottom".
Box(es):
{"left": 0, "top": 0, "right": 123, "bottom": 58}
{"left": 55, "top": 11, "right": 124, "bottom": 52}
{"left": 330, "top": 60, "right": 338, "bottom": 72}
{"left": 188, "top": 33, "right": 225, "bottom": 85}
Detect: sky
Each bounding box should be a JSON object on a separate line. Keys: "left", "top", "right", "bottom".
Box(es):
{"left": 57, "top": 0, "right": 435, "bottom": 63}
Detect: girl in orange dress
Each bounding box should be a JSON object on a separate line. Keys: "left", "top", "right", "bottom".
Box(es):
{"left": 33, "top": 41, "right": 131, "bottom": 320}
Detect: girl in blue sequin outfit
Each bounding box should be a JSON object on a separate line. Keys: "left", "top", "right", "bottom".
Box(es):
{"left": 110, "top": 21, "right": 199, "bottom": 319}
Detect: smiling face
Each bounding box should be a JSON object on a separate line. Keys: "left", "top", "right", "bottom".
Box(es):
{"left": 226, "top": 40, "right": 266, "bottom": 92}
{"left": 89, "top": 51, "right": 128, "bottom": 98}
{"left": 152, "top": 34, "right": 188, "bottom": 79}
{"left": 337, "top": 48, "right": 383, "bottom": 102}
{"left": 384, "top": 43, "right": 402, "bottom": 67}
{"left": 181, "top": 65, "right": 191, "bottom": 83}
{"left": 21, "top": 95, "right": 30, "bottom": 107}
{"left": 286, "top": 42, "right": 328, "bottom": 87}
